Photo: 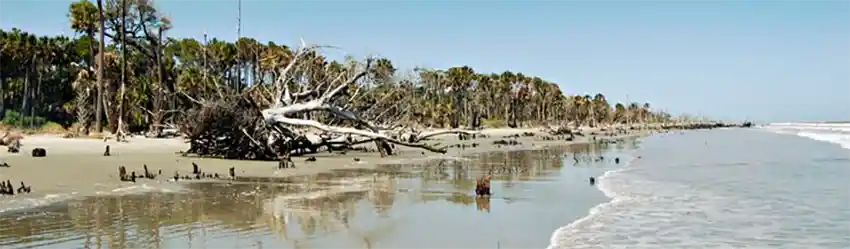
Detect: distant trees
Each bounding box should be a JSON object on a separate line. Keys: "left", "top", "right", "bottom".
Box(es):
{"left": 0, "top": 0, "right": 674, "bottom": 136}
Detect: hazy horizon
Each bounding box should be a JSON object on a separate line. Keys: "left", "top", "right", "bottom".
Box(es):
{"left": 1, "top": 0, "right": 848, "bottom": 123}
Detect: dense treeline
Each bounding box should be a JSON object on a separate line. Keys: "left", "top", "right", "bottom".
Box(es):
{"left": 0, "top": 0, "right": 673, "bottom": 137}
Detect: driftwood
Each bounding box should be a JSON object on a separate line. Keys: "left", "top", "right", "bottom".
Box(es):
{"left": 180, "top": 41, "right": 475, "bottom": 160}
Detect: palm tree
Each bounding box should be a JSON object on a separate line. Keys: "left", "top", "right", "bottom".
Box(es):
{"left": 117, "top": 0, "right": 127, "bottom": 138}
{"left": 613, "top": 103, "right": 626, "bottom": 124}
{"left": 95, "top": 0, "right": 105, "bottom": 133}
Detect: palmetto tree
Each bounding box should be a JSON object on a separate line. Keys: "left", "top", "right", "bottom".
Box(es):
{"left": 0, "top": 0, "right": 682, "bottom": 138}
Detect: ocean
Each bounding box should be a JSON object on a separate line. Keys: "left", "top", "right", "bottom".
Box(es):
{"left": 548, "top": 124, "right": 850, "bottom": 249}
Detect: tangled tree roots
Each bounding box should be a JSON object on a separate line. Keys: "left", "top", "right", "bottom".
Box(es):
{"left": 181, "top": 95, "right": 281, "bottom": 160}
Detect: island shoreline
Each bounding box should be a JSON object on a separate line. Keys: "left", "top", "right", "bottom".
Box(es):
{"left": 0, "top": 123, "right": 728, "bottom": 213}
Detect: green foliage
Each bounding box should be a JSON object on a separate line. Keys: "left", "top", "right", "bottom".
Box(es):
{"left": 0, "top": 0, "right": 683, "bottom": 137}
{"left": 1, "top": 110, "right": 48, "bottom": 128}
{"left": 482, "top": 119, "right": 507, "bottom": 128}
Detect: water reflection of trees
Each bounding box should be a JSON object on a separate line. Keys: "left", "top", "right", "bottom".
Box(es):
{"left": 417, "top": 147, "right": 567, "bottom": 192}
{"left": 417, "top": 139, "right": 639, "bottom": 209}
{"left": 475, "top": 197, "right": 491, "bottom": 213}
{"left": 0, "top": 139, "right": 641, "bottom": 248}
{"left": 0, "top": 172, "right": 400, "bottom": 249}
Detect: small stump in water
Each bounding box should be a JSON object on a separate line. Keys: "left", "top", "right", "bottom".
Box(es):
{"left": 475, "top": 175, "right": 492, "bottom": 197}
{"left": 31, "top": 148, "right": 47, "bottom": 157}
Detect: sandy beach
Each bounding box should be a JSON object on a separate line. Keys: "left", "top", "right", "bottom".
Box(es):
{"left": 0, "top": 128, "right": 646, "bottom": 249}
{"left": 0, "top": 126, "right": 649, "bottom": 210}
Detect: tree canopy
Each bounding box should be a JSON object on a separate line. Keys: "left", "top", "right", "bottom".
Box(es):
{"left": 0, "top": 0, "right": 676, "bottom": 135}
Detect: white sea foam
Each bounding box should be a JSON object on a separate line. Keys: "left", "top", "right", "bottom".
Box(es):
{"left": 546, "top": 129, "right": 850, "bottom": 249}
{"left": 762, "top": 122, "right": 850, "bottom": 150}
{"left": 547, "top": 152, "right": 641, "bottom": 249}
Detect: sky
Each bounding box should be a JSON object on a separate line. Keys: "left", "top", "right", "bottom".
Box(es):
{"left": 1, "top": 0, "right": 848, "bottom": 123}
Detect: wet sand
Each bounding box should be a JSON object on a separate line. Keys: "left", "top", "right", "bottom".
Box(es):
{"left": 0, "top": 137, "right": 641, "bottom": 249}
{"left": 0, "top": 127, "right": 646, "bottom": 210}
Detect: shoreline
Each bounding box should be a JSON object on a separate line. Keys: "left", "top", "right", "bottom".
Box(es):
{"left": 0, "top": 126, "right": 662, "bottom": 213}
{"left": 547, "top": 152, "right": 641, "bottom": 249}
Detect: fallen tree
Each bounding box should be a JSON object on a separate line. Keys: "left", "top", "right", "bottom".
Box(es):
{"left": 180, "top": 41, "right": 473, "bottom": 160}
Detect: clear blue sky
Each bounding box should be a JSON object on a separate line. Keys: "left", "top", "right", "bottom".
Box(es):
{"left": 2, "top": 0, "right": 848, "bottom": 123}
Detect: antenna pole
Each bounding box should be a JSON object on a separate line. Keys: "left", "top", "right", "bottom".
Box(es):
{"left": 237, "top": 0, "right": 242, "bottom": 39}
{"left": 203, "top": 31, "right": 208, "bottom": 82}
{"left": 236, "top": 0, "right": 243, "bottom": 88}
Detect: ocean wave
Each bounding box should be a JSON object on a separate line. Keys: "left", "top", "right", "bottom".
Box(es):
{"left": 762, "top": 122, "right": 850, "bottom": 150}
{"left": 546, "top": 129, "right": 850, "bottom": 249}
{"left": 546, "top": 153, "right": 641, "bottom": 249}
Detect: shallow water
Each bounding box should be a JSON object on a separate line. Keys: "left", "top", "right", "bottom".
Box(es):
{"left": 549, "top": 128, "right": 850, "bottom": 249}
{"left": 0, "top": 139, "right": 639, "bottom": 249}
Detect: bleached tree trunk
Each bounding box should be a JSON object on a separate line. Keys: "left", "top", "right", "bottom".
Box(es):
{"left": 257, "top": 41, "right": 477, "bottom": 156}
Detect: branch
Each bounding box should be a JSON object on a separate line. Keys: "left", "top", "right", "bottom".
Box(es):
{"left": 178, "top": 91, "right": 204, "bottom": 105}
{"left": 267, "top": 116, "right": 446, "bottom": 153}
{"left": 272, "top": 39, "right": 330, "bottom": 108}
{"left": 413, "top": 129, "right": 479, "bottom": 142}
{"left": 321, "top": 59, "right": 372, "bottom": 102}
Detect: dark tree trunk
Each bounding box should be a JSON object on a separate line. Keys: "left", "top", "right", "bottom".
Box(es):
{"left": 95, "top": 0, "right": 105, "bottom": 133}
{"left": 0, "top": 72, "right": 6, "bottom": 120}
{"left": 19, "top": 68, "right": 29, "bottom": 128}
{"left": 30, "top": 70, "right": 41, "bottom": 128}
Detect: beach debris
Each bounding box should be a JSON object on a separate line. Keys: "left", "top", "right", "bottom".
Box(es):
{"left": 475, "top": 175, "right": 492, "bottom": 197}
{"left": 170, "top": 163, "right": 228, "bottom": 181}
{"left": 17, "top": 181, "right": 31, "bottom": 194}
{"left": 305, "top": 156, "right": 317, "bottom": 162}
{"left": 118, "top": 166, "right": 136, "bottom": 182}
{"left": 31, "top": 148, "right": 47, "bottom": 157}
{"left": 172, "top": 171, "right": 194, "bottom": 181}
{"left": 103, "top": 145, "right": 111, "bottom": 156}
{"left": 0, "top": 180, "right": 14, "bottom": 195}
{"left": 502, "top": 134, "right": 520, "bottom": 139}
{"left": 278, "top": 152, "right": 294, "bottom": 169}
{"left": 0, "top": 180, "right": 31, "bottom": 195}
{"left": 492, "top": 139, "right": 520, "bottom": 146}
{"left": 192, "top": 162, "right": 200, "bottom": 174}
{"left": 544, "top": 125, "right": 573, "bottom": 136}
{"left": 6, "top": 140, "right": 20, "bottom": 153}
{"left": 0, "top": 161, "right": 9, "bottom": 167}
{"left": 353, "top": 157, "right": 360, "bottom": 162}
{"left": 142, "top": 164, "right": 159, "bottom": 179}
